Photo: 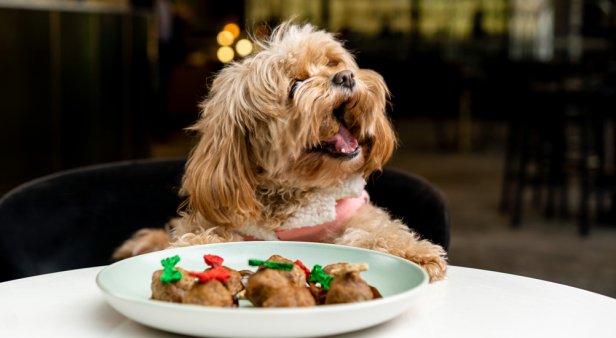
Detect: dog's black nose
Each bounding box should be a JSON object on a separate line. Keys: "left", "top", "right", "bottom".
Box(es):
{"left": 332, "top": 70, "right": 355, "bottom": 89}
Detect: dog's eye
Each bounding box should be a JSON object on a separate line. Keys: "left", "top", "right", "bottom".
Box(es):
{"left": 326, "top": 59, "right": 339, "bottom": 67}
{"left": 289, "top": 79, "right": 303, "bottom": 99}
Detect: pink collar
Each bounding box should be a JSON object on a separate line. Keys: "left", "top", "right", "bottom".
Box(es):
{"left": 272, "top": 190, "right": 369, "bottom": 242}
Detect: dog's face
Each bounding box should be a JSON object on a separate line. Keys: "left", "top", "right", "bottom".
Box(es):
{"left": 183, "top": 23, "right": 396, "bottom": 227}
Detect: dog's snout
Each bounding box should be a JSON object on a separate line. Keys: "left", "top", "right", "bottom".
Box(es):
{"left": 332, "top": 70, "right": 355, "bottom": 89}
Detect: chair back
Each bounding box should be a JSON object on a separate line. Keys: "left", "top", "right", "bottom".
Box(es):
{"left": 366, "top": 168, "right": 450, "bottom": 250}
{"left": 0, "top": 161, "right": 449, "bottom": 281}
{"left": 0, "top": 158, "right": 185, "bottom": 281}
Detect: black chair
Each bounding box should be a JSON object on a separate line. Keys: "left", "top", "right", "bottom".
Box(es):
{"left": 0, "top": 159, "right": 450, "bottom": 281}
{"left": 366, "top": 168, "right": 450, "bottom": 250}
{"left": 0, "top": 158, "right": 185, "bottom": 282}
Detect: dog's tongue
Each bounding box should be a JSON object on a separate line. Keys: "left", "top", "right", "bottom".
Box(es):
{"left": 325, "top": 125, "right": 359, "bottom": 154}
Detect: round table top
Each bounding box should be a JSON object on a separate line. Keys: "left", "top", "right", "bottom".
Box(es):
{"left": 0, "top": 265, "right": 614, "bottom": 338}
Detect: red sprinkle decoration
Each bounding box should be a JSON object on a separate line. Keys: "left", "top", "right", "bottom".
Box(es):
{"left": 204, "top": 254, "right": 224, "bottom": 267}
{"left": 189, "top": 266, "right": 231, "bottom": 283}
{"left": 294, "top": 259, "right": 311, "bottom": 280}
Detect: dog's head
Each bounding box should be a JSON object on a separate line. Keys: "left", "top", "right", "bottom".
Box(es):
{"left": 183, "top": 22, "right": 396, "bottom": 227}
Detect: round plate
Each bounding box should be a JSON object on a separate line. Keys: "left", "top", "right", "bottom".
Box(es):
{"left": 96, "top": 241, "right": 428, "bottom": 337}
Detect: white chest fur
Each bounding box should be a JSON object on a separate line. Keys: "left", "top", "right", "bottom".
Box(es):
{"left": 238, "top": 174, "right": 366, "bottom": 240}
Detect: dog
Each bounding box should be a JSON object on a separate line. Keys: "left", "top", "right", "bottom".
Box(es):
{"left": 113, "top": 22, "right": 447, "bottom": 281}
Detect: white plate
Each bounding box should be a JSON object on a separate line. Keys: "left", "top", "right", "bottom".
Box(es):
{"left": 96, "top": 241, "right": 428, "bottom": 337}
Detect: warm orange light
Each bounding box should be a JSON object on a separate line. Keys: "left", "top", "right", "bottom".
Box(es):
{"left": 223, "top": 23, "right": 240, "bottom": 39}
{"left": 216, "top": 31, "right": 234, "bottom": 46}
{"left": 217, "top": 46, "right": 234, "bottom": 63}
{"left": 235, "top": 39, "right": 253, "bottom": 57}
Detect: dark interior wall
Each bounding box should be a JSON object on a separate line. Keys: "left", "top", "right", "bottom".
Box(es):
{"left": 0, "top": 9, "right": 53, "bottom": 194}
{"left": 0, "top": 6, "right": 154, "bottom": 195}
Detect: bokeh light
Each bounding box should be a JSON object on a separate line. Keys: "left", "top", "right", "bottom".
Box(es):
{"left": 235, "top": 39, "right": 253, "bottom": 57}
{"left": 217, "top": 46, "right": 234, "bottom": 63}
{"left": 216, "top": 31, "right": 234, "bottom": 46}
{"left": 223, "top": 23, "right": 241, "bottom": 39}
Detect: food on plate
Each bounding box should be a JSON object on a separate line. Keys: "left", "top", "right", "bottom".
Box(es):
{"left": 151, "top": 254, "right": 242, "bottom": 307}
{"left": 150, "top": 253, "right": 381, "bottom": 308}
{"left": 322, "top": 262, "right": 377, "bottom": 304}
{"left": 244, "top": 255, "right": 316, "bottom": 307}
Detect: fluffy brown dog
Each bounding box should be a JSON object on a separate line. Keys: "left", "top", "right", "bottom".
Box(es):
{"left": 114, "top": 22, "right": 447, "bottom": 281}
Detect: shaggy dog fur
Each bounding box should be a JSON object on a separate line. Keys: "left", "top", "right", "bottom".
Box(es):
{"left": 114, "top": 22, "right": 447, "bottom": 281}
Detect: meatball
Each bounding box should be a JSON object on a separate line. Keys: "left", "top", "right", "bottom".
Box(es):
{"left": 151, "top": 265, "right": 243, "bottom": 307}
{"left": 221, "top": 266, "right": 243, "bottom": 295}
{"left": 245, "top": 255, "right": 316, "bottom": 308}
{"left": 324, "top": 271, "right": 373, "bottom": 304}
{"left": 258, "top": 255, "right": 307, "bottom": 286}
{"left": 261, "top": 286, "right": 316, "bottom": 307}
{"left": 322, "top": 262, "right": 374, "bottom": 305}
{"left": 151, "top": 267, "right": 194, "bottom": 303}
{"left": 183, "top": 279, "right": 234, "bottom": 307}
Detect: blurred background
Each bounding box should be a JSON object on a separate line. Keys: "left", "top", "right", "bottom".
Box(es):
{"left": 1, "top": 0, "right": 614, "bottom": 296}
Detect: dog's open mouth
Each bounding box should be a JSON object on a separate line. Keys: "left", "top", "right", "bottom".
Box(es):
{"left": 316, "top": 105, "right": 360, "bottom": 159}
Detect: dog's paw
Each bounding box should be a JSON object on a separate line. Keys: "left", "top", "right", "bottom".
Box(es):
{"left": 112, "top": 228, "right": 170, "bottom": 261}
{"left": 403, "top": 240, "right": 448, "bottom": 282}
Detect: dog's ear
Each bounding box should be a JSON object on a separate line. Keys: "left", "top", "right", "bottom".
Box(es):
{"left": 356, "top": 69, "right": 397, "bottom": 175}
{"left": 366, "top": 109, "right": 396, "bottom": 174}
{"left": 182, "top": 66, "right": 261, "bottom": 228}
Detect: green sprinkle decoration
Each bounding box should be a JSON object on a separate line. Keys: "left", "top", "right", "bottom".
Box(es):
{"left": 248, "top": 259, "right": 294, "bottom": 271}
{"left": 160, "top": 255, "right": 182, "bottom": 284}
{"left": 309, "top": 264, "right": 333, "bottom": 290}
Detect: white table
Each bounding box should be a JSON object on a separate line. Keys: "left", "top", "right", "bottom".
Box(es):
{"left": 0, "top": 266, "right": 614, "bottom": 338}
